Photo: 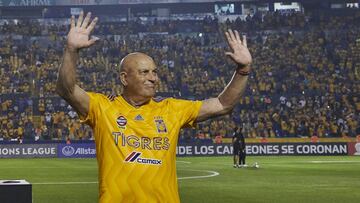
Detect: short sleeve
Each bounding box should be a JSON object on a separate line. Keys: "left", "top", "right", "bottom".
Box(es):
{"left": 168, "top": 98, "right": 203, "bottom": 128}
{"left": 79, "top": 92, "right": 110, "bottom": 127}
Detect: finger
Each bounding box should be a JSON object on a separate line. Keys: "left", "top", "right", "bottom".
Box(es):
{"left": 225, "top": 52, "right": 234, "bottom": 58}
{"left": 86, "top": 37, "right": 99, "bottom": 47}
{"left": 225, "top": 32, "right": 235, "bottom": 52}
{"left": 70, "top": 15, "right": 75, "bottom": 29}
{"left": 86, "top": 17, "right": 98, "bottom": 33}
{"left": 82, "top": 12, "right": 92, "bottom": 28}
{"left": 225, "top": 32, "right": 236, "bottom": 48}
{"left": 228, "top": 29, "right": 236, "bottom": 41}
{"left": 234, "top": 30, "right": 242, "bottom": 43}
{"left": 76, "top": 11, "right": 84, "bottom": 27}
{"left": 242, "top": 35, "right": 247, "bottom": 47}
{"left": 224, "top": 32, "right": 232, "bottom": 43}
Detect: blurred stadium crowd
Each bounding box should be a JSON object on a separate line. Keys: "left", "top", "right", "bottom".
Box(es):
{"left": 0, "top": 9, "right": 360, "bottom": 142}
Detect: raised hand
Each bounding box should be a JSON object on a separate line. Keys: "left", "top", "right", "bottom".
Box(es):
{"left": 67, "top": 12, "right": 99, "bottom": 51}
{"left": 224, "top": 29, "right": 252, "bottom": 67}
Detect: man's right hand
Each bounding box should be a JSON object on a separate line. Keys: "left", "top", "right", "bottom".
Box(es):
{"left": 67, "top": 12, "right": 99, "bottom": 51}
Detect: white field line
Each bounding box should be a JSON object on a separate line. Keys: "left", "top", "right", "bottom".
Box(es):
{"left": 33, "top": 181, "right": 98, "bottom": 185}
{"left": 176, "top": 161, "right": 191, "bottom": 164}
{"left": 31, "top": 169, "right": 220, "bottom": 185}
{"left": 178, "top": 169, "right": 220, "bottom": 180}
{"left": 308, "top": 160, "right": 360, "bottom": 163}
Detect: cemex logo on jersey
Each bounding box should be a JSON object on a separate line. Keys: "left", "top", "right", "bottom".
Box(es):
{"left": 125, "top": 151, "right": 162, "bottom": 165}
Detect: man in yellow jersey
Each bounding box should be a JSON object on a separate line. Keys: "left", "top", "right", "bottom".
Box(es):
{"left": 56, "top": 12, "right": 252, "bottom": 203}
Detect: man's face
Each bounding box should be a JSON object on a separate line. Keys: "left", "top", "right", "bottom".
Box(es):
{"left": 125, "top": 58, "right": 159, "bottom": 98}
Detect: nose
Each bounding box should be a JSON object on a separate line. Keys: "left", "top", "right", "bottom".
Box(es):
{"left": 147, "top": 71, "right": 158, "bottom": 83}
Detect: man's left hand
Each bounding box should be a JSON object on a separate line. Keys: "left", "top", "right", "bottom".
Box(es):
{"left": 224, "top": 29, "right": 252, "bottom": 68}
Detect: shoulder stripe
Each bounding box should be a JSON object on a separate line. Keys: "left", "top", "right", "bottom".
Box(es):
{"left": 153, "top": 96, "right": 170, "bottom": 103}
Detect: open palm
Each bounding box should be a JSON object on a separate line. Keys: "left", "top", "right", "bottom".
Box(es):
{"left": 67, "top": 12, "right": 98, "bottom": 50}
{"left": 225, "top": 29, "right": 252, "bottom": 67}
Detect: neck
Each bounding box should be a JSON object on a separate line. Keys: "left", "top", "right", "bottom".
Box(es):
{"left": 121, "top": 92, "right": 150, "bottom": 108}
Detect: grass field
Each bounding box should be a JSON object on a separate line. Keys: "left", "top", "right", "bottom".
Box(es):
{"left": 0, "top": 156, "right": 360, "bottom": 203}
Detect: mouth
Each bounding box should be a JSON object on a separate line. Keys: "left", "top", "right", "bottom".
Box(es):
{"left": 144, "top": 86, "right": 156, "bottom": 91}
{"left": 144, "top": 84, "right": 155, "bottom": 89}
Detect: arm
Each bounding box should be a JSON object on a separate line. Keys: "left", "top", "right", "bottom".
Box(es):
{"left": 196, "top": 29, "right": 252, "bottom": 122}
{"left": 56, "top": 12, "right": 98, "bottom": 118}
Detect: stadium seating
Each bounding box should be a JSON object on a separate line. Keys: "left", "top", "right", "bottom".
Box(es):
{"left": 0, "top": 9, "right": 359, "bottom": 142}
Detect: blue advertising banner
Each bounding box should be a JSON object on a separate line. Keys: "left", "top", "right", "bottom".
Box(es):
{"left": 58, "top": 143, "right": 96, "bottom": 158}
{"left": 0, "top": 144, "right": 57, "bottom": 158}
{"left": 0, "top": 142, "right": 350, "bottom": 158}
{"left": 176, "top": 143, "right": 348, "bottom": 156}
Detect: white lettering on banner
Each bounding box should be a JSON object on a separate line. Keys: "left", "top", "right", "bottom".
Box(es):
{"left": 208, "top": 146, "right": 214, "bottom": 154}
{"left": 216, "top": 146, "right": 223, "bottom": 155}
{"left": 269, "top": 145, "right": 279, "bottom": 154}
{"left": 22, "top": 147, "right": 56, "bottom": 155}
{"left": 247, "top": 145, "right": 280, "bottom": 155}
{"left": 75, "top": 148, "right": 96, "bottom": 155}
{"left": 216, "top": 145, "right": 232, "bottom": 155}
{"left": 296, "top": 145, "right": 346, "bottom": 154}
{"left": 194, "top": 146, "right": 200, "bottom": 155}
{"left": 194, "top": 146, "right": 214, "bottom": 155}
{"left": 176, "top": 146, "right": 192, "bottom": 155}
{"left": 223, "top": 145, "right": 231, "bottom": 154}
{"left": 0, "top": 148, "right": 20, "bottom": 155}
{"left": 175, "top": 144, "right": 347, "bottom": 156}
{"left": 281, "top": 145, "right": 294, "bottom": 154}
{"left": 20, "top": 0, "right": 51, "bottom": 6}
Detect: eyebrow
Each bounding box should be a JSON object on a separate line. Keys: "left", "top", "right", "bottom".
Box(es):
{"left": 138, "top": 67, "right": 158, "bottom": 72}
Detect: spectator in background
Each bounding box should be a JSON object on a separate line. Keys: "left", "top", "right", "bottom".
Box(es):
{"left": 232, "top": 127, "right": 247, "bottom": 168}
{"left": 214, "top": 132, "right": 223, "bottom": 144}
{"left": 0, "top": 9, "right": 359, "bottom": 141}
{"left": 232, "top": 127, "right": 241, "bottom": 168}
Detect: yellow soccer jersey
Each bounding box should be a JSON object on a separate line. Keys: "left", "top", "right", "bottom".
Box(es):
{"left": 81, "top": 92, "right": 203, "bottom": 203}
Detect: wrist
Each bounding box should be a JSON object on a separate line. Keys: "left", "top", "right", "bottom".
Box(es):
{"left": 65, "top": 45, "right": 79, "bottom": 53}
{"left": 236, "top": 64, "right": 251, "bottom": 76}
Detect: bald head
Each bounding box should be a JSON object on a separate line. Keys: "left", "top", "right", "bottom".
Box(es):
{"left": 120, "top": 52, "right": 155, "bottom": 73}
{"left": 118, "top": 52, "right": 159, "bottom": 101}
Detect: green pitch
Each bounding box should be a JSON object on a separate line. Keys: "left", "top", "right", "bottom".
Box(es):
{"left": 0, "top": 156, "right": 359, "bottom": 203}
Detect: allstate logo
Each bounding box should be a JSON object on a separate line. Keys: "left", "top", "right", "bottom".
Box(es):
{"left": 62, "top": 146, "right": 75, "bottom": 156}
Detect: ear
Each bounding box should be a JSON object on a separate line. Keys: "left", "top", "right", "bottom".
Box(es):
{"left": 120, "top": 72, "right": 128, "bottom": 86}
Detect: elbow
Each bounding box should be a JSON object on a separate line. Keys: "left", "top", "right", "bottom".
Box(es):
{"left": 56, "top": 87, "right": 66, "bottom": 98}
{"left": 55, "top": 81, "right": 65, "bottom": 97}
{"left": 216, "top": 103, "right": 234, "bottom": 116}
{"left": 221, "top": 105, "right": 234, "bottom": 115}
{"left": 218, "top": 97, "right": 235, "bottom": 115}
{"left": 56, "top": 81, "right": 73, "bottom": 99}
